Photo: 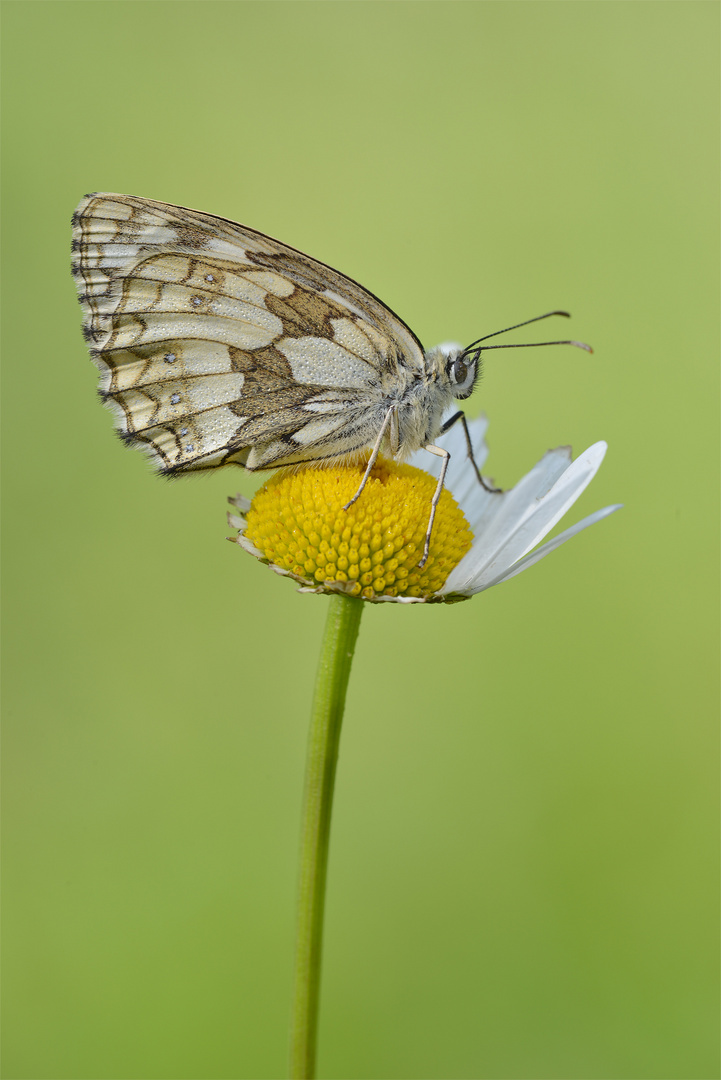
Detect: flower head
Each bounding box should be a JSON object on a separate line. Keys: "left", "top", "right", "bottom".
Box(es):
{"left": 228, "top": 415, "right": 621, "bottom": 603}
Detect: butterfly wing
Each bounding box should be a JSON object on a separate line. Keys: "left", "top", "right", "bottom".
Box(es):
{"left": 72, "top": 193, "right": 426, "bottom": 473}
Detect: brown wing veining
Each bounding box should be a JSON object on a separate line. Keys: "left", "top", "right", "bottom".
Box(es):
{"left": 72, "top": 194, "right": 425, "bottom": 472}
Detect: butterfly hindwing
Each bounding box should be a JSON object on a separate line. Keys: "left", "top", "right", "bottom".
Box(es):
{"left": 72, "top": 194, "right": 426, "bottom": 473}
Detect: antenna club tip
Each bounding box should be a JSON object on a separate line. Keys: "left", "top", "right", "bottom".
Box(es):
{"left": 552, "top": 310, "right": 571, "bottom": 318}
{"left": 571, "top": 340, "right": 593, "bottom": 353}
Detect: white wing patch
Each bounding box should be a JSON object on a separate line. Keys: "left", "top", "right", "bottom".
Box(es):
{"left": 329, "top": 317, "right": 382, "bottom": 364}
{"left": 101, "top": 340, "right": 242, "bottom": 393}
{"left": 111, "top": 373, "right": 246, "bottom": 434}
{"left": 104, "top": 311, "right": 283, "bottom": 353}
{"left": 244, "top": 271, "right": 296, "bottom": 298}
{"left": 291, "top": 415, "right": 349, "bottom": 445}
{"left": 278, "top": 337, "right": 377, "bottom": 389}
{"left": 135, "top": 406, "right": 250, "bottom": 471}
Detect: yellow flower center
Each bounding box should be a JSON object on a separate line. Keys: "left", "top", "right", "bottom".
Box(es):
{"left": 244, "top": 458, "right": 472, "bottom": 600}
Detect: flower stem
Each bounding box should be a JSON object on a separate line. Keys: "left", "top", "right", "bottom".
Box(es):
{"left": 290, "top": 593, "right": 364, "bottom": 1079}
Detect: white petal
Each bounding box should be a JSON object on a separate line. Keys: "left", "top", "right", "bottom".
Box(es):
{"left": 228, "top": 492, "right": 251, "bottom": 513}
{"left": 234, "top": 532, "right": 265, "bottom": 559}
{"left": 473, "top": 446, "right": 574, "bottom": 537}
{"left": 442, "top": 442, "right": 608, "bottom": 595}
{"left": 470, "top": 503, "right": 623, "bottom": 592}
{"left": 442, "top": 445, "right": 574, "bottom": 591}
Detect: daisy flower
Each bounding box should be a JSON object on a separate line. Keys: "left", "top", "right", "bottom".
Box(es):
{"left": 228, "top": 413, "right": 621, "bottom": 602}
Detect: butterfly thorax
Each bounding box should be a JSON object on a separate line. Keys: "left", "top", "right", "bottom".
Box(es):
{"left": 369, "top": 342, "right": 474, "bottom": 460}
{"left": 389, "top": 361, "right": 455, "bottom": 457}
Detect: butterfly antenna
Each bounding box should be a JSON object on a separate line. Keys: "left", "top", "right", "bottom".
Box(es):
{"left": 462, "top": 310, "right": 592, "bottom": 358}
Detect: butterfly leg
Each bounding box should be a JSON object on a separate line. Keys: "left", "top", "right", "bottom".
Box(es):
{"left": 418, "top": 444, "right": 451, "bottom": 568}
{"left": 440, "top": 410, "right": 503, "bottom": 494}
{"left": 343, "top": 405, "right": 397, "bottom": 511}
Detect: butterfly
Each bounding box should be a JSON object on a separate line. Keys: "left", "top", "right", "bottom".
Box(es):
{"left": 72, "top": 194, "right": 587, "bottom": 564}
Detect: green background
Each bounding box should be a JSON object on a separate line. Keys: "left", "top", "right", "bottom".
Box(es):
{"left": 2, "top": 2, "right": 718, "bottom": 1078}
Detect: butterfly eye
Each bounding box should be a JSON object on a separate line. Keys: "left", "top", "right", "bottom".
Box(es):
{"left": 448, "top": 355, "right": 477, "bottom": 398}
{"left": 451, "top": 358, "right": 468, "bottom": 385}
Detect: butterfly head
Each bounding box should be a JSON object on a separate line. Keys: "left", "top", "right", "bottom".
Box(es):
{"left": 431, "top": 342, "right": 481, "bottom": 401}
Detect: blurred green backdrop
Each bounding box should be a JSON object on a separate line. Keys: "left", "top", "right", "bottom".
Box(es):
{"left": 2, "top": 2, "right": 718, "bottom": 1078}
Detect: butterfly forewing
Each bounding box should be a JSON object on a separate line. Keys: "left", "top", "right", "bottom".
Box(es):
{"left": 72, "top": 193, "right": 425, "bottom": 473}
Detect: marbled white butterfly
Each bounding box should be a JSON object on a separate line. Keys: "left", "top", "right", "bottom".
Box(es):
{"left": 72, "top": 194, "right": 587, "bottom": 563}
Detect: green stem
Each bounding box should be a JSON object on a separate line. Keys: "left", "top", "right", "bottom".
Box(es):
{"left": 290, "top": 593, "right": 364, "bottom": 1080}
